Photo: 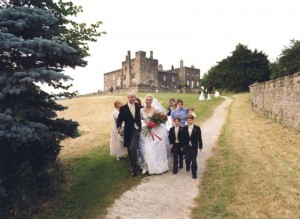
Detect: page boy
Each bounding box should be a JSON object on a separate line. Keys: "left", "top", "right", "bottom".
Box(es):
{"left": 168, "top": 118, "right": 184, "bottom": 174}
{"left": 182, "top": 114, "right": 203, "bottom": 179}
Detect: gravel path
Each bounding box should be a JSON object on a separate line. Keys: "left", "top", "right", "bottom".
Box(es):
{"left": 105, "top": 96, "right": 233, "bottom": 219}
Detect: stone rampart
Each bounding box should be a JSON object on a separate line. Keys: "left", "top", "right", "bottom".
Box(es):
{"left": 249, "top": 72, "right": 300, "bottom": 130}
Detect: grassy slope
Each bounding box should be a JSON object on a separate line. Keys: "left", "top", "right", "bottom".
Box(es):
{"left": 192, "top": 93, "right": 300, "bottom": 218}
{"left": 46, "top": 92, "right": 224, "bottom": 218}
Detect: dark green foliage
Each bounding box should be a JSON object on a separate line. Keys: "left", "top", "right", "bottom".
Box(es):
{"left": 270, "top": 40, "right": 300, "bottom": 79}
{"left": 8, "top": 0, "right": 106, "bottom": 58}
{"left": 0, "top": 1, "right": 104, "bottom": 217}
{"left": 201, "top": 44, "right": 270, "bottom": 92}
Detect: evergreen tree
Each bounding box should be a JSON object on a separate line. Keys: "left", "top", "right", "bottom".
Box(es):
{"left": 0, "top": 2, "right": 104, "bottom": 217}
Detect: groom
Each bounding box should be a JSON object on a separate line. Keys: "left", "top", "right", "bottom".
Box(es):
{"left": 117, "top": 91, "right": 142, "bottom": 177}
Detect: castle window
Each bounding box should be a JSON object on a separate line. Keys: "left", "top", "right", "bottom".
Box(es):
{"left": 132, "top": 73, "right": 135, "bottom": 79}
{"left": 187, "top": 80, "right": 189, "bottom": 86}
{"left": 163, "top": 75, "right": 166, "bottom": 81}
{"left": 197, "top": 81, "right": 199, "bottom": 87}
{"left": 125, "top": 67, "right": 127, "bottom": 71}
{"left": 191, "top": 80, "right": 194, "bottom": 88}
{"left": 124, "top": 75, "right": 126, "bottom": 80}
{"left": 172, "top": 76, "right": 174, "bottom": 82}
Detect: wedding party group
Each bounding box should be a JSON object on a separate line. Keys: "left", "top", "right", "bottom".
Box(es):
{"left": 109, "top": 91, "right": 202, "bottom": 179}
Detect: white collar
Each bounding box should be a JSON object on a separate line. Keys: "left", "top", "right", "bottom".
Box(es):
{"left": 188, "top": 125, "right": 194, "bottom": 129}
{"left": 128, "top": 102, "right": 134, "bottom": 107}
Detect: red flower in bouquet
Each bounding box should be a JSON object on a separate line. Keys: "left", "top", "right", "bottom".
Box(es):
{"left": 141, "top": 111, "right": 168, "bottom": 140}
{"left": 147, "top": 121, "right": 156, "bottom": 128}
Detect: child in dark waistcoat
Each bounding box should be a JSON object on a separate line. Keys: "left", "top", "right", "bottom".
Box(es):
{"left": 168, "top": 118, "right": 184, "bottom": 174}
{"left": 182, "top": 114, "right": 203, "bottom": 179}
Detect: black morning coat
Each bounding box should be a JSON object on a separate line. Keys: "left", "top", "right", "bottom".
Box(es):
{"left": 116, "top": 103, "right": 142, "bottom": 147}
{"left": 168, "top": 126, "right": 184, "bottom": 149}
{"left": 182, "top": 124, "right": 203, "bottom": 156}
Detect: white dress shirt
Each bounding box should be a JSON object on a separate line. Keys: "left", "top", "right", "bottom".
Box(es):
{"left": 188, "top": 124, "right": 194, "bottom": 145}
{"left": 128, "top": 103, "right": 135, "bottom": 117}
{"left": 128, "top": 103, "right": 138, "bottom": 129}
{"left": 175, "top": 126, "right": 179, "bottom": 143}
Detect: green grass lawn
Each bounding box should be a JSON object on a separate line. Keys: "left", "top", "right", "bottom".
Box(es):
{"left": 45, "top": 92, "right": 224, "bottom": 218}
{"left": 47, "top": 146, "right": 142, "bottom": 218}
{"left": 192, "top": 93, "right": 300, "bottom": 218}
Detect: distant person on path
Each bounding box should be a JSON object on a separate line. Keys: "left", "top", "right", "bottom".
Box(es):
{"left": 215, "top": 90, "right": 220, "bottom": 97}
{"left": 199, "top": 91, "right": 205, "bottom": 101}
{"left": 110, "top": 100, "right": 127, "bottom": 160}
{"left": 171, "top": 99, "right": 188, "bottom": 127}
{"left": 207, "top": 93, "right": 211, "bottom": 100}
{"left": 117, "top": 92, "right": 142, "bottom": 177}
{"left": 182, "top": 114, "right": 203, "bottom": 179}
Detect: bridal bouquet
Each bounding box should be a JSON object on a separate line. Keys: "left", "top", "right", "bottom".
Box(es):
{"left": 141, "top": 111, "right": 168, "bottom": 140}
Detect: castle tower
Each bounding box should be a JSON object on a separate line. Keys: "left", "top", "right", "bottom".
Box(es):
{"left": 180, "top": 59, "right": 183, "bottom": 68}
{"left": 121, "top": 51, "right": 132, "bottom": 88}
{"left": 178, "top": 59, "right": 185, "bottom": 86}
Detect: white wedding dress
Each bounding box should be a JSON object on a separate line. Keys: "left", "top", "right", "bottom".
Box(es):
{"left": 137, "top": 108, "right": 170, "bottom": 174}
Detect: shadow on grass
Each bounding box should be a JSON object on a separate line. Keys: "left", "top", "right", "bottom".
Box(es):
{"left": 47, "top": 146, "right": 143, "bottom": 218}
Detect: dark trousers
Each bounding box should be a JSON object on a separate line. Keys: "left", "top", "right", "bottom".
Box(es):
{"left": 185, "top": 149, "right": 197, "bottom": 176}
{"left": 127, "top": 128, "right": 140, "bottom": 172}
{"left": 173, "top": 143, "right": 183, "bottom": 172}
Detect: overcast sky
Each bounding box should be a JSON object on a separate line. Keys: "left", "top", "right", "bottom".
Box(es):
{"left": 61, "top": 0, "right": 300, "bottom": 94}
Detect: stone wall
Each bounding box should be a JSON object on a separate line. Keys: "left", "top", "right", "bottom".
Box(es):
{"left": 103, "top": 69, "right": 122, "bottom": 91}
{"left": 249, "top": 72, "right": 300, "bottom": 130}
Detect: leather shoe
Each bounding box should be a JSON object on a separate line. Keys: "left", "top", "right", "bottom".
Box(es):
{"left": 186, "top": 167, "right": 190, "bottom": 172}
{"left": 192, "top": 175, "right": 197, "bottom": 179}
{"left": 131, "top": 169, "right": 137, "bottom": 177}
{"left": 179, "top": 165, "right": 183, "bottom": 169}
{"left": 173, "top": 171, "right": 178, "bottom": 174}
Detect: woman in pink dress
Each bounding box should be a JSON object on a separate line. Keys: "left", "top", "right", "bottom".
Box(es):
{"left": 110, "top": 100, "right": 127, "bottom": 160}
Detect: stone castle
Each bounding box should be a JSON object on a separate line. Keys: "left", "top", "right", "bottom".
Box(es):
{"left": 103, "top": 50, "right": 201, "bottom": 92}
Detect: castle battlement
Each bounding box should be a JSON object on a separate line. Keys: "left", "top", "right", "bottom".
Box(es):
{"left": 104, "top": 69, "right": 121, "bottom": 76}
{"left": 184, "top": 66, "right": 200, "bottom": 70}
{"left": 135, "top": 50, "right": 146, "bottom": 57}
{"left": 158, "top": 70, "right": 178, "bottom": 74}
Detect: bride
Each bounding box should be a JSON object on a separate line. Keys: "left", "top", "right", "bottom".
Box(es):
{"left": 137, "top": 94, "right": 170, "bottom": 174}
